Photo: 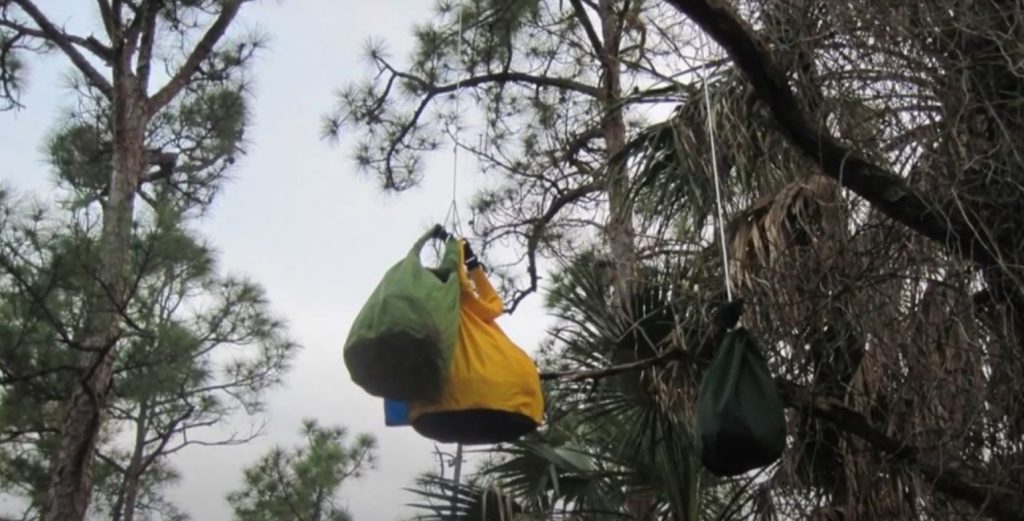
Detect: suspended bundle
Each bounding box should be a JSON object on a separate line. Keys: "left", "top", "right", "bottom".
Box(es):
{"left": 695, "top": 327, "right": 786, "bottom": 476}
{"left": 688, "top": 37, "right": 786, "bottom": 477}
{"left": 343, "top": 226, "right": 461, "bottom": 401}
{"left": 409, "top": 240, "right": 544, "bottom": 445}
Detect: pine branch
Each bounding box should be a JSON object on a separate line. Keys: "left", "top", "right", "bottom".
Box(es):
{"left": 0, "top": 426, "right": 60, "bottom": 444}
{"left": 148, "top": 0, "right": 244, "bottom": 112}
{"left": 0, "top": 20, "right": 113, "bottom": 63}
{"left": 0, "top": 248, "right": 80, "bottom": 350}
{"left": 422, "top": 70, "right": 603, "bottom": 99}
{"left": 505, "top": 181, "right": 603, "bottom": 313}
{"left": 7, "top": 0, "right": 114, "bottom": 98}
{"left": 0, "top": 364, "right": 80, "bottom": 386}
{"left": 366, "top": 57, "right": 602, "bottom": 190}
{"left": 138, "top": 403, "right": 194, "bottom": 472}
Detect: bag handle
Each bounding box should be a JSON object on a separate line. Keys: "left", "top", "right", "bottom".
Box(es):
{"left": 408, "top": 224, "right": 460, "bottom": 274}
{"left": 409, "top": 224, "right": 451, "bottom": 256}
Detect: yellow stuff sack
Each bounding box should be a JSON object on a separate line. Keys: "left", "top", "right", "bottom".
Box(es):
{"left": 408, "top": 241, "right": 544, "bottom": 445}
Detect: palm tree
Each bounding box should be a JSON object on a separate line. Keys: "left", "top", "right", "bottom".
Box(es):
{"left": 347, "top": 0, "right": 1024, "bottom": 518}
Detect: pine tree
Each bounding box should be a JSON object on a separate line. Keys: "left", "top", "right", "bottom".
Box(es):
{"left": 0, "top": 191, "right": 296, "bottom": 520}
{"left": 227, "top": 419, "right": 377, "bottom": 521}
{"left": 0, "top": 2, "right": 268, "bottom": 519}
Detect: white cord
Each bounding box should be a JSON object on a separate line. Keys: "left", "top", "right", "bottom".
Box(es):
{"left": 701, "top": 34, "right": 733, "bottom": 301}
{"left": 445, "top": 4, "right": 466, "bottom": 237}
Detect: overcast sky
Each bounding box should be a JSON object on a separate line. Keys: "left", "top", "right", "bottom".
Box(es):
{"left": 0, "top": 2, "right": 552, "bottom": 520}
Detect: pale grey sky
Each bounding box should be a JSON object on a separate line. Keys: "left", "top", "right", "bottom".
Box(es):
{"left": 0, "top": 2, "right": 552, "bottom": 520}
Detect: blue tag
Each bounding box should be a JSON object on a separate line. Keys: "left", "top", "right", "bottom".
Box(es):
{"left": 384, "top": 399, "right": 410, "bottom": 427}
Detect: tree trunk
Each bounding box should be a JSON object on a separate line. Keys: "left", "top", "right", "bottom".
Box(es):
{"left": 43, "top": 68, "right": 147, "bottom": 521}
{"left": 597, "top": 4, "right": 654, "bottom": 520}
{"left": 598, "top": 0, "right": 637, "bottom": 313}
{"left": 113, "top": 401, "right": 151, "bottom": 521}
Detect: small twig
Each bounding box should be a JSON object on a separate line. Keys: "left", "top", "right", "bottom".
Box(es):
{"left": 504, "top": 181, "right": 603, "bottom": 314}
{"left": 540, "top": 348, "right": 688, "bottom": 381}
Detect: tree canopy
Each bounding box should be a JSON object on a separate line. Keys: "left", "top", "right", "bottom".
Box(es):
{"left": 3, "top": 0, "right": 1024, "bottom": 519}
{"left": 227, "top": 419, "right": 377, "bottom": 521}
{"left": 333, "top": 0, "right": 1024, "bottom": 519}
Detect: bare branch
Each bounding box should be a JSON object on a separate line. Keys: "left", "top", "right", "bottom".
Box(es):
{"left": 568, "top": 0, "right": 607, "bottom": 68}
{"left": 8, "top": 0, "right": 113, "bottom": 98}
{"left": 148, "top": 0, "right": 243, "bottom": 112}
{"left": 160, "top": 422, "right": 264, "bottom": 456}
{"left": 94, "top": 450, "right": 126, "bottom": 474}
{"left": 133, "top": 2, "right": 159, "bottom": 91}
{"left": 421, "top": 70, "right": 603, "bottom": 99}
{"left": 0, "top": 20, "right": 113, "bottom": 63}
{"left": 138, "top": 404, "right": 193, "bottom": 472}
{"left": 362, "top": 59, "right": 602, "bottom": 189}
{"left": 95, "top": 0, "right": 117, "bottom": 40}
{"left": 505, "top": 181, "right": 602, "bottom": 313}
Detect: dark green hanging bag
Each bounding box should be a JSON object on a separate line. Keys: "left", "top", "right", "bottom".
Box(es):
{"left": 696, "top": 327, "right": 786, "bottom": 476}
{"left": 343, "top": 227, "right": 461, "bottom": 401}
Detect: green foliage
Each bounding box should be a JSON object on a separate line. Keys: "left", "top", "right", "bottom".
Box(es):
{"left": 2, "top": 2, "right": 273, "bottom": 519}
{"left": 146, "top": 83, "right": 252, "bottom": 210}
{"left": 91, "top": 455, "right": 190, "bottom": 521}
{"left": 0, "top": 29, "right": 28, "bottom": 111}
{"left": 406, "top": 472, "right": 528, "bottom": 521}
{"left": 44, "top": 80, "right": 253, "bottom": 213}
{"left": 46, "top": 122, "right": 112, "bottom": 193}
{"left": 0, "top": 191, "right": 298, "bottom": 519}
{"left": 227, "top": 419, "right": 378, "bottom": 521}
{"left": 325, "top": 0, "right": 603, "bottom": 192}
{"left": 178, "top": 87, "right": 248, "bottom": 158}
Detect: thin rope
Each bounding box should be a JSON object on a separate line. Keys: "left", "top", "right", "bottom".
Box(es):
{"left": 450, "top": 443, "right": 464, "bottom": 521}
{"left": 700, "top": 35, "right": 733, "bottom": 302}
{"left": 444, "top": 4, "right": 466, "bottom": 237}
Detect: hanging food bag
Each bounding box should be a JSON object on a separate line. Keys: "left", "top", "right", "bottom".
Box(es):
{"left": 696, "top": 327, "right": 786, "bottom": 476}
{"left": 343, "top": 227, "right": 461, "bottom": 401}
{"left": 408, "top": 241, "right": 544, "bottom": 445}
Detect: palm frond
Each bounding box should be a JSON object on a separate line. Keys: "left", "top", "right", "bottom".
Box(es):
{"left": 405, "top": 472, "right": 527, "bottom": 521}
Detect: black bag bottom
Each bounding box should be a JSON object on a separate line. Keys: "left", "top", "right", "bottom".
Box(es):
{"left": 344, "top": 330, "right": 445, "bottom": 401}
{"left": 700, "top": 428, "right": 783, "bottom": 476}
{"left": 412, "top": 409, "right": 538, "bottom": 445}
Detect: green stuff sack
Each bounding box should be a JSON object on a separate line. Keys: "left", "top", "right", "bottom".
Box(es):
{"left": 343, "top": 229, "right": 461, "bottom": 401}
{"left": 696, "top": 327, "right": 786, "bottom": 476}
